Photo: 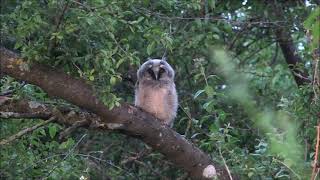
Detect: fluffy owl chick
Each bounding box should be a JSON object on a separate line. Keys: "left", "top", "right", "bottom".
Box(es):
{"left": 135, "top": 58, "right": 178, "bottom": 127}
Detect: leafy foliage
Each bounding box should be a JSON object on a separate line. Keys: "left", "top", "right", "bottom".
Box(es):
{"left": 1, "top": 0, "right": 319, "bottom": 179}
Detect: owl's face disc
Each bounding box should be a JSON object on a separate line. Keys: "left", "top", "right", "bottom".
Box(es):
{"left": 137, "top": 59, "right": 174, "bottom": 82}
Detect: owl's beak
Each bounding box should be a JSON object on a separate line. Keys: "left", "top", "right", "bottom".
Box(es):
{"left": 147, "top": 67, "right": 159, "bottom": 80}
{"left": 153, "top": 70, "right": 159, "bottom": 80}
{"left": 148, "top": 65, "right": 159, "bottom": 80}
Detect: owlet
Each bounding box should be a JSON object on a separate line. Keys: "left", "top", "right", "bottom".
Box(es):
{"left": 135, "top": 58, "right": 178, "bottom": 127}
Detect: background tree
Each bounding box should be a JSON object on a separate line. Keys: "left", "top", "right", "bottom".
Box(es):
{"left": 1, "top": 0, "right": 319, "bottom": 179}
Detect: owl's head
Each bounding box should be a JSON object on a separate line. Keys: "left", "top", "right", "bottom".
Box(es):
{"left": 137, "top": 58, "right": 175, "bottom": 82}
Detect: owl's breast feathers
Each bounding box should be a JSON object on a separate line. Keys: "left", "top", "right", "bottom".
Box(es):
{"left": 135, "top": 80, "right": 177, "bottom": 125}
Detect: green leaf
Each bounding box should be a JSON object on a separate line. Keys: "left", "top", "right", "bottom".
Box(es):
{"left": 194, "top": 89, "right": 205, "bottom": 99}
{"left": 208, "top": 0, "right": 215, "bottom": 10}
{"left": 212, "top": 34, "right": 220, "bottom": 40}
{"left": 110, "top": 76, "right": 116, "bottom": 85}
{"left": 59, "top": 138, "right": 75, "bottom": 149}
{"left": 109, "top": 32, "right": 115, "bottom": 39}
{"left": 49, "top": 125, "right": 57, "bottom": 139}
{"left": 89, "top": 76, "right": 94, "bottom": 81}
{"left": 115, "top": 101, "right": 120, "bottom": 107}
{"left": 39, "top": 128, "right": 46, "bottom": 136}
{"left": 147, "top": 42, "right": 155, "bottom": 55}
{"left": 109, "top": 103, "right": 114, "bottom": 110}
{"left": 304, "top": 7, "right": 320, "bottom": 29}
{"left": 86, "top": 18, "right": 94, "bottom": 25}
{"left": 14, "top": 41, "right": 23, "bottom": 49}
{"left": 209, "top": 123, "right": 218, "bottom": 133}
{"left": 116, "top": 58, "right": 125, "bottom": 68}
{"left": 204, "top": 85, "right": 215, "bottom": 97}
{"left": 131, "top": 16, "right": 145, "bottom": 24}
{"left": 203, "top": 100, "right": 215, "bottom": 112}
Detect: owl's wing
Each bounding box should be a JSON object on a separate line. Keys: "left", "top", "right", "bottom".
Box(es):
{"left": 134, "top": 80, "right": 139, "bottom": 91}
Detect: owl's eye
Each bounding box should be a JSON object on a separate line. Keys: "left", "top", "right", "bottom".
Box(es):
{"left": 159, "top": 68, "right": 165, "bottom": 74}
{"left": 147, "top": 68, "right": 156, "bottom": 79}
{"left": 157, "top": 68, "right": 165, "bottom": 79}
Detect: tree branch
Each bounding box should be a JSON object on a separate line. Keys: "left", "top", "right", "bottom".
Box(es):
{"left": 0, "top": 47, "right": 236, "bottom": 180}
{"left": 0, "top": 117, "right": 56, "bottom": 146}
{"left": 59, "top": 119, "right": 89, "bottom": 140}
{"left": 270, "top": 2, "right": 311, "bottom": 86}
{"left": 274, "top": 28, "right": 311, "bottom": 86}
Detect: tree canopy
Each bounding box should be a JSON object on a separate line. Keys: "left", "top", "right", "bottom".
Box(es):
{"left": 1, "top": 0, "right": 319, "bottom": 179}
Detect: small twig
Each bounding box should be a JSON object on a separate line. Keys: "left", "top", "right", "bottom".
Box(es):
{"left": 273, "top": 158, "right": 301, "bottom": 180}
{"left": 22, "top": 153, "right": 66, "bottom": 173}
{"left": 228, "top": 25, "right": 248, "bottom": 50}
{"left": 0, "top": 111, "right": 51, "bottom": 119}
{"left": 0, "top": 117, "right": 56, "bottom": 146}
{"left": 179, "top": 105, "right": 193, "bottom": 137}
{"left": 306, "top": 29, "right": 320, "bottom": 103}
{"left": 313, "top": 168, "right": 319, "bottom": 180}
{"left": 55, "top": 2, "right": 69, "bottom": 30}
{"left": 0, "top": 81, "right": 26, "bottom": 96}
{"left": 312, "top": 58, "right": 320, "bottom": 103}
{"left": 47, "top": 1, "right": 70, "bottom": 55}
{"left": 51, "top": 108, "right": 67, "bottom": 123}
{"left": 70, "top": 0, "right": 109, "bottom": 11}
{"left": 238, "top": 70, "right": 272, "bottom": 78}
{"left": 76, "top": 153, "right": 136, "bottom": 178}
{"left": 200, "top": 63, "right": 208, "bottom": 86}
{"left": 219, "top": 147, "right": 233, "bottom": 180}
{"left": 305, "top": 139, "right": 310, "bottom": 161}
{"left": 134, "top": 160, "right": 169, "bottom": 180}
{"left": 162, "top": 49, "right": 168, "bottom": 61}
{"left": 135, "top": 7, "right": 287, "bottom": 26}
{"left": 176, "top": 172, "right": 189, "bottom": 180}
{"left": 59, "top": 119, "right": 89, "bottom": 140}
{"left": 99, "top": 143, "right": 116, "bottom": 159}
{"left": 239, "top": 41, "right": 275, "bottom": 65}
{"left": 71, "top": 3, "right": 131, "bottom": 58}
{"left": 291, "top": 71, "right": 312, "bottom": 81}
{"left": 270, "top": 43, "right": 279, "bottom": 66}
{"left": 85, "top": 158, "right": 104, "bottom": 178}
{"left": 0, "top": 96, "right": 11, "bottom": 106}
{"left": 311, "top": 124, "right": 320, "bottom": 180}
{"left": 178, "top": 104, "right": 211, "bottom": 139}
{"left": 120, "top": 148, "right": 151, "bottom": 165}
{"left": 42, "top": 134, "right": 87, "bottom": 179}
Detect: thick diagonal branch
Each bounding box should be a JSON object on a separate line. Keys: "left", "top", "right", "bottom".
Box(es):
{"left": 270, "top": 2, "right": 311, "bottom": 86}
{"left": 0, "top": 47, "right": 236, "bottom": 180}
{"left": 275, "top": 28, "right": 311, "bottom": 86}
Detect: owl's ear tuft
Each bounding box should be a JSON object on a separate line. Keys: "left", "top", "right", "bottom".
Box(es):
{"left": 162, "top": 56, "right": 167, "bottom": 61}
{"left": 161, "top": 49, "right": 167, "bottom": 61}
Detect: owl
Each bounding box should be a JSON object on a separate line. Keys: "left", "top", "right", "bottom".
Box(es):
{"left": 135, "top": 58, "right": 178, "bottom": 127}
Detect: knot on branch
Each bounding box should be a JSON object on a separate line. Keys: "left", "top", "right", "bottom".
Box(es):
{"left": 202, "top": 164, "right": 217, "bottom": 178}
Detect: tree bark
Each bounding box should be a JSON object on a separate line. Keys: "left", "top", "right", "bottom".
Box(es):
{"left": 275, "top": 28, "right": 311, "bottom": 86}
{"left": 270, "top": 1, "right": 311, "bottom": 86}
{"left": 0, "top": 47, "right": 236, "bottom": 180}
